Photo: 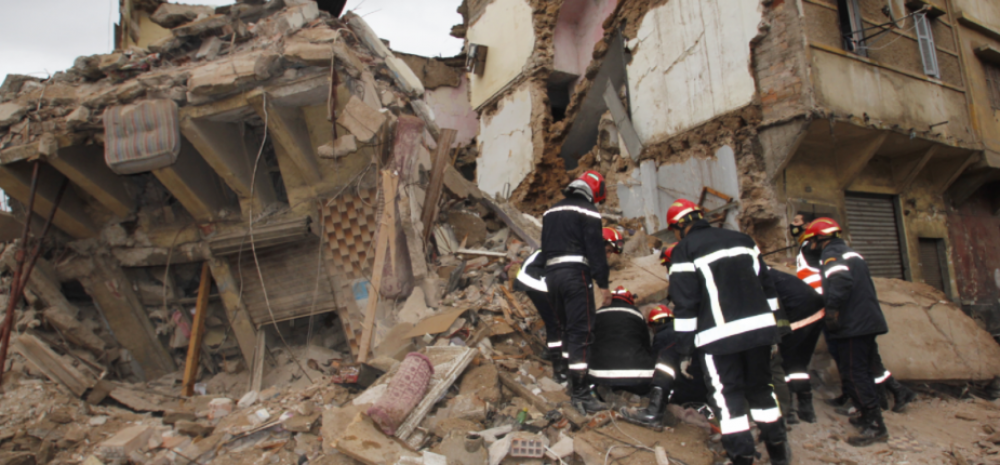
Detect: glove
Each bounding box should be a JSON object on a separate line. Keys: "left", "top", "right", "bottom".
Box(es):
{"left": 824, "top": 310, "right": 841, "bottom": 332}
{"left": 679, "top": 358, "right": 694, "bottom": 379}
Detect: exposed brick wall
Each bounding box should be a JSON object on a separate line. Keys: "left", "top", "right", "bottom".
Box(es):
{"left": 754, "top": 0, "right": 814, "bottom": 123}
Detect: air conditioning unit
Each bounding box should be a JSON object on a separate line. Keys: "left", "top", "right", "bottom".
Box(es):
{"left": 466, "top": 44, "right": 488, "bottom": 76}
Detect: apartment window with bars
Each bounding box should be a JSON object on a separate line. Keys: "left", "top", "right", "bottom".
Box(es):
{"left": 986, "top": 63, "right": 1000, "bottom": 110}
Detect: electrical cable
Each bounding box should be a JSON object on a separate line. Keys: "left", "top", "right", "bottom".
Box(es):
{"left": 247, "top": 92, "right": 313, "bottom": 383}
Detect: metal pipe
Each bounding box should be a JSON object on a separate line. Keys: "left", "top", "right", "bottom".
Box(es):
{"left": 0, "top": 161, "right": 39, "bottom": 373}
{"left": 0, "top": 173, "right": 67, "bottom": 375}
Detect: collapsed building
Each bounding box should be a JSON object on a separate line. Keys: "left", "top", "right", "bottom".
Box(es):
{"left": 2, "top": 0, "right": 1000, "bottom": 464}
{"left": 461, "top": 0, "right": 1000, "bottom": 331}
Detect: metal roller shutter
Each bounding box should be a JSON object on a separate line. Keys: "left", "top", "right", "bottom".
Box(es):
{"left": 844, "top": 194, "right": 905, "bottom": 279}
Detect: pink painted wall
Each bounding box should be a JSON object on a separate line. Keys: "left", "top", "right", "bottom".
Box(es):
{"left": 553, "top": 0, "right": 618, "bottom": 78}
{"left": 425, "top": 75, "right": 480, "bottom": 147}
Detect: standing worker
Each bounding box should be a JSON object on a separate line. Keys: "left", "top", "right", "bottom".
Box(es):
{"left": 769, "top": 268, "right": 825, "bottom": 423}
{"left": 514, "top": 227, "right": 625, "bottom": 384}
{"left": 800, "top": 218, "right": 890, "bottom": 446}
{"left": 666, "top": 199, "right": 788, "bottom": 465}
{"left": 541, "top": 170, "right": 612, "bottom": 414}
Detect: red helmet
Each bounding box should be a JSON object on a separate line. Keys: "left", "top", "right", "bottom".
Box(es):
{"left": 579, "top": 170, "right": 606, "bottom": 204}
{"left": 666, "top": 198, "right": 702, "bottom": 229}
{"left": 647, "top": 304, "right": 674, "bottom": 325}
{"left": 799, "top": 217, "right": 842, "bottom": 245}
{"left": 603, "top": 227, "right": 624, "bottom": 254}
{"left": 659, "top": 244, "right": 676, "bottom": 267}
{"left": 611, "top": 286, "right": 635, "bottom": 306}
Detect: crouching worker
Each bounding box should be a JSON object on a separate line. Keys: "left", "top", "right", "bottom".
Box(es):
{"left": 588, "top": 287, "right": 655, "bottom": 392}
{"left": 622, "top": 245, "right": 709, "bottom": 429}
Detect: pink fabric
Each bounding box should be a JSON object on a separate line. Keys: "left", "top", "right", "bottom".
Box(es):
{"left": 367, "top": 352, "right": 434, "bottom": 435}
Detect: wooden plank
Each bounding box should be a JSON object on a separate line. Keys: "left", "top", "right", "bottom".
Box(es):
{"left": 421, "top": 129, "right": 457, "bottom": 242}
{"left": 47, "top": 145, "right": 135, "bottom": 217}
{"left": 0, "top": 164, "right": 97, "bottom": 239}
{"left": 602, "top": 80, "right": 643, "bottom": 160}
{"left": 357, "top": 170, "right": 398, "bottom": 364}
{"left": 479, "top": 198, "right": 541, "bottom": 250}
{"left": 182, "top": 263, "right": 212, "bottom": 397}
{"left": 395, "top": 347, "right": 477, "bottom": 443}
{"left": 250, "top": 329, "right": 266, "bottom": 394}
{"left": 82, "top": 254, "right": 176, "bottom": 381}
{"left": 443, "top": 165, "right": 483, "bottom": 200}
{"left": 499, "top": 285, "right": 528, "bottom": 319}
{"left": 497, "top": 370, "right": 586, "bottom": 427}
{"left": 207, "top": 259, "right": 258, "bottom": 365}
{"left": 13, "top": 334, "right": 94, "bottom": 397}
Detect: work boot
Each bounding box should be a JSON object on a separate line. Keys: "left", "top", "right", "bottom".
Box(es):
{"left": 729, "top": 455, "right": 755, "bottom": 465}
{"left": 825, "top": 394, "right": 849, "bottom": 407}
{"left": 569, "top": 372, "right": 606, "bottom": 415}
{"left": 549, "top": 349, "right": 569, "bottom": 384}
{"left": 764, "top": 440, "right": 792, "bottom": 465}
{"left": 620, "top": 386, "right": 676, "bottom": 428}
{"left": 886, "top": 377, "right": 915, "bottom": 413}
{"left": 796, "top": 391, "right": 817, "bottom": 423}
{"left": 784, "top": 411, "right": 799, "bottom": 425}
{"left": 847, "top": 408, "right": 889, "bottom": 447}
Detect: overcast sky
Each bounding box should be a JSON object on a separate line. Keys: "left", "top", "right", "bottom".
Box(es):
{"left": 0, "top": 0, "right": 464, "bottom": 81}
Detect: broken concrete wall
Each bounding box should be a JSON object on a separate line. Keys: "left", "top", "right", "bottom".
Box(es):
{"left": 617, "top": 145, "right": 741, "bottom": 233}
{"left": 552, "top": 0, "right": 617, "bottom": 82}
{"left": 476, "top": 83, "right": 538, "bottom": 198}
{"left": 948, "top": 182, "right": 1000, "bottom": 332}
{"left": 466, "top": 0, "right": 537, "bottom": 108}
{"left": 425, "top": 76, "right": 479, "bottom": 147}
{"left": 627, "top": 0, "right": 764, "bottom": 144}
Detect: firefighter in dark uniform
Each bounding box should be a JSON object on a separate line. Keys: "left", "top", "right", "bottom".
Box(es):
{"left": 514, "top": 227, "right": 625, "bottom": 384}
{"left": 666, "top": 199, "right": 789, "bottom": 465}
{"left": 791, "top": 214, "right": 915, "bottom": 415}
{"left": 769, "top": 268, "right": 825, "bottom": 423}
{"left": 541, "top": 170, "right": 612, "bottom": 414}
{"left": 588, "top": 287, "right": 656, "bottom": 392}
{"left": 801, "top": 218, "right": 890, "bottom": 446}
{"left": 623, "top": 244, "right": 709, "bottom": 428}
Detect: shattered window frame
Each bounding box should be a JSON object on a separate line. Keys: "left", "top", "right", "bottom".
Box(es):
{"left": 837, "top": 0, "right": 868, "bottom": 57}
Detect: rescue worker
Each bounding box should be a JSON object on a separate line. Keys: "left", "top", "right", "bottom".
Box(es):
{"left": 588, "top": 287, "right": 655, "bottom": 392}
{"left": 541, "top": 170, "right": 612, "bottom": 414}
{"left": 793, "top": 215, "right": 915, "bottom": 415}
{"left": 801, "top": 218, "right": 890, "bottom": 446}
{"left": 666, "top": 199, "right": 789, "bottom": 465}
{"left": 769, "top": 268, "right": 825, "bottom": 423}
{"left": 514, "top": 227, "right": 626, "bottom": 384}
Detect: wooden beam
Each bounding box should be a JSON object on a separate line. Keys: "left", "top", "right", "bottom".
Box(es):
{"left": 0, "top": 163, "right": 97, "bottom": 238}
{"left": 207, "top": 258, "right": 258, "bottom": 366}
{"left": 357, "top": 170, "right": 398, "bottom": 364}
{"left": 250, "top": 96, "right": 321, "bottom": 184}
{"left": 80, "top": 254, "right": 176, "bottom": 381}
{"left": 182, "top": 263, "right": 212, "bottom": 397}
{"left": 939, "top": 152, "right": 980, "bottom": 195}
{"left": 47, "top": 146, "right": 135, "bottom": 217}
{"left": 895, "top": 145, "right": 938, "bottom": 193}
{"left": 421, "top": 129, "right": 456, "bottom": 243}
{"left": 179, "top": 116, "right": 277, "bottom": 212}
{"left": 152, "top": 138, "right": 234, "bottom": 223}
{"left": 838, "top": 133, "right": 888, "bottom": 189}
{"left": 250, "top": 329, "right": 265, "bottom": 394}
{"left": 13, "top": 334, "right": 95, "bottom": 397}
